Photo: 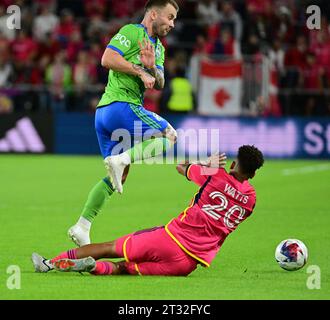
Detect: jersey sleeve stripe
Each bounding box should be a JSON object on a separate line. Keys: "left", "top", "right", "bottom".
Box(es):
{"left": 193, "top": 176, "right": 212, "bottom": 205}
{"left": 185, "top": 164, "right": 193, "bottom": 180}
{"left": 107, "top": 45, "right": 124, "bottom": 56}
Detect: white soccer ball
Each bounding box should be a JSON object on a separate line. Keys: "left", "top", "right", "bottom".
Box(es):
{"left": 275, "top": 239, "right": 308, "bottom": 271}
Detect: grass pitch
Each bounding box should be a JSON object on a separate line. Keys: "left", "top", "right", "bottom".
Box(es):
{"left": 0, "top": 155, "right": 329, "bottom": 300}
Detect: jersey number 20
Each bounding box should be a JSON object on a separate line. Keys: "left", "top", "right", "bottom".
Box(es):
{"left": 202, "top": 191, "right": 246, "bottom": 228}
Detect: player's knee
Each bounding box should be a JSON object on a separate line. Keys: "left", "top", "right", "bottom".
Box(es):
{"left": 164, "top": 125, "right": 177, "bottom": 145}
{"left": 112, "top": 261, "right": 129, "bottom": 275}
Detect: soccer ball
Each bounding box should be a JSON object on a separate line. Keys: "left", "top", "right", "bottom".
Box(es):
{"left": 275, "top": 239, "right": 308, "bottom": 271}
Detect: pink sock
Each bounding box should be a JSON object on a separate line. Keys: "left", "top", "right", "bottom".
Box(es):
{"left": 51, "top": 249, "right": 77, "bottom": 264}
{"left": 91, "top": 261, "right": 114, "bottom": 275}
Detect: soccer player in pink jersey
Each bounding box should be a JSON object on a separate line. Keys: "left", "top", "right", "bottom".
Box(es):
{"left": 32, "top": 145, "right": 264, "bottom": 276}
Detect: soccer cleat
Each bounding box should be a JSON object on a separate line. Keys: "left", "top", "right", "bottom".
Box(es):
{"left": 104, "top": 154, "right": 130, "bottom": 194}
{"left": 68, "top": 224, "right": 91, "bottom": 247}
{"left": 54, "top": 257, "right": 96, "bottom": 273}
{"left": 31, "top": 253, "right": 54, "bottom": 273}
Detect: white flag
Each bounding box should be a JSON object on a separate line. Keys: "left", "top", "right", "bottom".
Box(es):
{"left": 198, "top": 60, "right": 242, "bottom": 115}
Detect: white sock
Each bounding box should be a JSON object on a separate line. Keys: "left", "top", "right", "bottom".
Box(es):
{"left": 77, "top": 216, "right": 91, "bottom": 232}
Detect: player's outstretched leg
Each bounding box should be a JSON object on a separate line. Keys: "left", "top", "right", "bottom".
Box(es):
{"left": 32, "top": 240, "right": 129, "bottom": 275}
{"left": 54, "top": 258, "right": 127, "bottom": 275}
{"left": 53, "top": 257, "right": 96, "bottom": 272}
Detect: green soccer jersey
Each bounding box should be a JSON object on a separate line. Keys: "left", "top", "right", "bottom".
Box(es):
{"left": 97, "top": 24, "right": 165, "bottom": 108}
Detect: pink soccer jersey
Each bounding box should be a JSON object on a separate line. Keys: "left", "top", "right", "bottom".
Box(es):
{"left": 165, "top": 164, "right": 257, "bottom": 267}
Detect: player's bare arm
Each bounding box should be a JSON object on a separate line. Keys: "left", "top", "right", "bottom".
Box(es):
{"left": 101, "top": 48, "right": 155, "bottom": 89}
{"left": 139, "top": 39, "right": 165, "bottom": 89}
{"left": 176, "top": 162, "right": 190, "bottom": 176}
{"left": 176, "top": 153, "right": 227, "bottom": 176}
{"left": 147, "top": 66, "right": 165, "bottom": 90}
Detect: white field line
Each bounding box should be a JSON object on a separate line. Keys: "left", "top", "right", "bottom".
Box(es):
{"left": 282, "top": 164, "right": 330, "bottom": 176}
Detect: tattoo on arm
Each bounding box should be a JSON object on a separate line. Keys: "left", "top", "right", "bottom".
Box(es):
{"left": 132, "top": 63, "right": 145, "bottom": 76}
{"left": 148, "top": 66, "right": 165, "bottom": 90}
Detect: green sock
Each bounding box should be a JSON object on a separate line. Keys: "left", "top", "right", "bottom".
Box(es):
{"left": 81, "top": 177, "right": 114, "bottom": 222}
{"left": 127, "top": 137, "right": 172, "bottom": 162}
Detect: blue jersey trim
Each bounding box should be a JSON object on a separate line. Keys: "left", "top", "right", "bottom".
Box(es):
{"left": 193, "top": 176, "right": 212, "bottom": 205}
{"left": 156, "top": 65, "right": 164, "bottom": 71}
{"left": 136, "top": 24, "right": 157, "bottom": 43}
{"left": 107, "top": 45, "right": 124, "bottom": 56}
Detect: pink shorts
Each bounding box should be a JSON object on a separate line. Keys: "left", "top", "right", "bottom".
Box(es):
{"left": 115, "top": 226, "right": 198, "bottom": 276}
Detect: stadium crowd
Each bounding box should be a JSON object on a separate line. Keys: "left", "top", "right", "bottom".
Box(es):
{"left": 0, "top": 0, "right": 330, "bottom": 116}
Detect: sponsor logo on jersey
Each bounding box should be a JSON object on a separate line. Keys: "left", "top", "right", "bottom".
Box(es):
{"left": 114, "top": 33, "right": 131, "bottom": 48}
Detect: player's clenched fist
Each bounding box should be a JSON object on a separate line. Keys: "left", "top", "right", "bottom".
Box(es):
{"left": 139, "top": 70, "right": 156, "bottom": 89}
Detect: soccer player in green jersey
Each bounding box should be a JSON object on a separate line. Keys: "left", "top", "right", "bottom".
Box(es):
{"left": 68, "top": 0, "right": 179, "bottom": 246}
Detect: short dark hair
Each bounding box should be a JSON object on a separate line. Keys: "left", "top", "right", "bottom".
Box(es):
{"left": 237, "top": 145, "right": 264, "bottom": 178}
{"left": 145, "top": 0, "right": 179, "bottom": 12}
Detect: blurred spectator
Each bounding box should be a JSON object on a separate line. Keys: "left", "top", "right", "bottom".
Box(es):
{"left": 301, "top": 52, "right": 328, "bottom": 116}
{"left": 37, "top": 32, "right": 61, "bottom": 63}
{"left": 218, "top": 0, "right": 243, "bottom": 41}
{"left": 310, "top": 30, "right": 330, "bottom": 79}
{"left": 242, "top": 33, "right": 261, "bottom": 56}
{"left": 10, "top": 57, "right": 43, "bottom": 111}
{"left": 0, "top": 30, "right": 9, "bottom": 61}
{"left": 242, "top": 8, "right": 273, "bottom": 50}
{"left": 33, "top": 6, "right": 59, "bottom": 41}
{"left": 11, "top": 30, "right": 38, "bottom": 62}
{"left": 54, "top": 9, "right": 80, "bottom": 45}
{"left": 284, "top": 35, "right": 308, "bottom": 70}
{"left": 19, "top": 0, "right": 35, "bottom": 33}
{"left": 83, "top": 0, "right": 106, "bottom": 19}
{"left": 33, "top": 0, "right": 57, "bottom": 13}
{"left": 86, "top": 15, "right": 109, "bottom": 43}
{"left": 309, "top": 15, "right": 330, "bottom": 49}
{"left": 89, "top": 42, "right": 103, "bottom": 63}
{"left": 0, "top": 4, "right": 15, "bottom": 40}
{"left": 246, "top": 0, "right": 272, "bottom": 17}
{"left": 45, "top": 51, "right": 72, "bottom": 112}
{"left": 111, "top": 1, "right": 132, "bottom": 20}
{"left": 161, "top": 67, "right": 195, "bottom": 113}
{"left": 72, "top": 51, "right": 97, "bottom": 110}
{"left": 268, "top": 38, "right": 285, "bottom": 75}
{"left": 302, "top": 52, "right": 326, "bottom": 90}
{"left": 66, "top": 30, "right": 84, "bottom": 64}
{"left": 271, "top": 5, "right": 295, "bottom": 44}
{"left": 12, "top": 59, "right": 43, "bottom": 86}
{"left": 284, "top": 35, "right": 308, "bottom": 88}
{"left": 196, "top": 0, "right": 220, "bottom": 26}
{"left": 210, "top": 28, "right": 241, "bottom": 59}
{"left": 0, "top": 0, "right": 328, "bottom": 116}
{"left": 0, "top": 55, "right": 12, "bottom": 87}
{"left": 73, "top": 51, "right": 96, "bottom": 88}
{"left": 192, "top": 33, "right": 214, "bottom": 56}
